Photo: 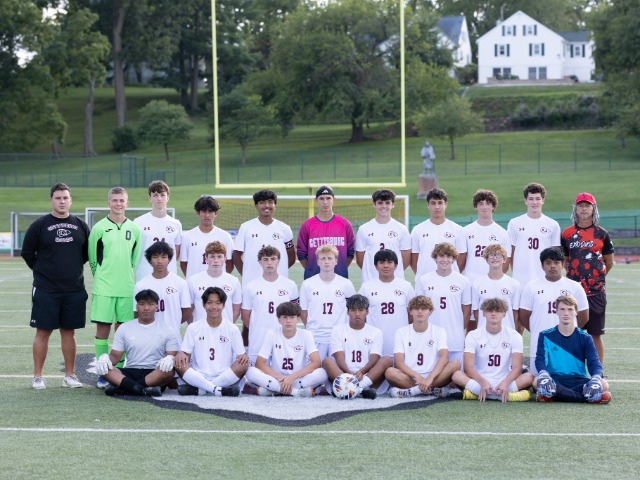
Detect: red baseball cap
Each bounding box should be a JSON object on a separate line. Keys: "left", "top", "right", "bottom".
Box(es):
{"left": 575, "top": 192, "right": 596, "bottom": 205}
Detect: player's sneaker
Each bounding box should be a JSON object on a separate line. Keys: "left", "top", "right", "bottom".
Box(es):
{"left": 583, "top": 378, "right": 604, "bottom": 403}
{"left": 256, "top": 387, "right": 277, "bottom": 397}
{"left": 143, "top": 386, "right": 162, "bottom": 397}
{"left": 388, "top": 387, "right": 414, "bottom": 398}
{"left": 508, "top": 390, "right": 531, "bottom": 402}
{"left": 536, "top": 372, "right": 556, "bottom": 398}
{"left": 360, "top": 388, "right": 377, "bottom": 400}
{"left": 462, "top": 389, "right": 479, "bottom": 400}
{"left": 536, "top": 394, "right": 555, "bottom": 403}
{"left": 96, "top": 377, "right": 109, "bottom": 389}
{"left": 104, "top": 384, "right": 126, "bottom": 396}
{"left": 430, "top": 387, "right": 451, "bottom": 398}
{"left": 220, "top": 385, "right": 241, "bottom": 397}
{"left": 32, "top": 376, "right": 46, "bottom": 390}
{"left": 63, "top": 374, "right": 83, "bottom": 388}
{"left": 177, "top": 384, "right": 199, "bottom": 396}
{"left": 590, "top": 391, "right": 611, "bottom": 404}
{"left": 295, "top": 387, "right": 315, "bottom": 398}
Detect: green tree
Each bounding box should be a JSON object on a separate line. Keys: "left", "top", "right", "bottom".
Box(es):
{"left": 217, "top": 88, "right": 276, "bottom": 165}
{"left": 420, "top": 95, "right": 483, "bottom": 160}
{"left": 137, "top": 100, "right": 193, "bottom": 162}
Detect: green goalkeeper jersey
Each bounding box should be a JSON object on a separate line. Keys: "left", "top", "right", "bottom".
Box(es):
{"left": 88, "top": 217, "right": 142, "bottom": 297}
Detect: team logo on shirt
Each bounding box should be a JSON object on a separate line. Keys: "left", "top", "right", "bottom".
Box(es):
{"left": 394, "top": 289, "right": 404, "bottom": 297}
{"left": 278, "top": 289, "right": 289, "bottom": 296}
{"left": 489, "top": 235, "right": 498, "bottom": 241}
{"left": 422, "top": 233, "right": 429, "bottom": 238}
{"left": 387, "top": 231, "right": 398, "bottom": 238}
{"left": 272, "top": 232, "right": 283, "bottom": 241}
{"left": 540, "top": 227, "right": 550, "bottom": 233}
{"left": 427, "top": 340, "right": 434, "bottom": 347}
{"left": 501, "top": 341, "right": 510, "bottom": 349}
{"left": 335, "top": 290, "right": 344, "bottom": 297}
{"left": 450, "top": 285, "right": 460, "bottom": 292}
{"left": 219, "top": 336, "right": 229, "bottom": 343}
{"left": 166, "top": 287, "right": 177, "bottom": 294}
{"left": 222, "top": 284, "right": 232, "bottom": 292}
{"left": 198, "top": 336, "right": 205, "bottom": 341}
{"left": 561, "top": 289, "right": 571, "bottom": 296}
{"left": 480, "top": 289, "right": 487, "bottom": 295}
{"left": 364, "top": 338, "right": 373, "bottom": 345}
{"left": 312, "top": 291, "right": 319, "bottom": 296}
{"left": 537, "top": 290, "right": 544, "bottom": 294}
{"left": 55, "top": 229, "right": 73, "bottom": 242}
{"left": 57, "top": 229, "right": 71, "bottom": 237}
{"left": 518, "top": 227, "right": 525, "bottom": 232}
{"left": 444, "top": 232, "right": 453, "bottom": 238}
{"left": 166, "top": 226, "right": 176, "bottom": 233}
{"left": 468, "top": 235, "right": 474, "bottom": 239}
{"left": 501, "top": 288, "right": 511, "bottom": 295}
{"left": 294, "top": 345, "right": 303, "bottom": 352}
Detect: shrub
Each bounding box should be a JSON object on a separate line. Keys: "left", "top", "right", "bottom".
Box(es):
{"left": 111, "top": 125, "right": 139, "bottom": 153}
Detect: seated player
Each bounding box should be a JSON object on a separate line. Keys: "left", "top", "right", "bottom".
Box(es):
{"left": 452, "top": 298, "right": 533, "bottom": 402}
{"left": 246, "top": 302, "right": 328, "bottom": 397}
{"left": 94, "top": 289, "right": 179, "bottom": 397}
{"left": 300, "top": 244, "right": 356, "bottom": 360}
{"left": 322, "top": 294, "right": 392, "bottom": 400}
{"left": 174, "top": 287, "right": 248, "bottom": 396}
{"left": 534, "top": 295, "right": 611, "bottom": 404}
{"left": 385, "top": 296, "right": 460, "bottom": 398}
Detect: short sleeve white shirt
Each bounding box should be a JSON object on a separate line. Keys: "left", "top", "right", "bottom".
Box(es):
{"left": 471, "top": 274, "right": 521, "bottom": 330}
{"left": 411, "top": 219, "right": 466, "bottom": 278}
{"left": 187, "top": 270, "right": 242, "bottom": 323}
{"left": 112, "top": 319, "right": 180, "bottom": 369}
{"left": 329, "top": 323, "right": 383, "bottom": 371}
{"left": 180, "top": 226, "right": 234, "bottom": 279}
{"left": 355, "top": 218, "right": 411, "bottom": 283}
{"left": 394, "top": 323, "right": 448, "bottom": 375}
{"left": 461, "top": 221, "right": 511, "bottom": 284}
{"left": 133, "top": 272, "right": 191, "bottom": 337}
{"left": 257, "top": 327, "right": 317, "bottom": 375}
{"left": 464, "top": 326, "right": 523, "bottom": 385}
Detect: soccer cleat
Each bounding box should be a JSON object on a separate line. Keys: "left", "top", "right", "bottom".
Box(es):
{"left": 462, "top": 389, "right": 479, "bottom": 400}
{"left": 430, "top": 386, "right": 451, "bottom": 398}
{"left": 536, "top": 394, "right": 555, "bottom": 403}
{"left": 388, "top": 387, "right": 414, "bottom": 398}
{"left": 256, "top": 387, "right": 277, "bottom": 397}
{"left": 143, "top": 386, "right": 162, "bottom": 397}
{"left": 295, "top": 387, "right": 315, "bottom": 398}
{"left": 96, "top": 377, "right": 109, "bottom": 389}
{"left": 220, "top": 385, "right": 241, "bottom": 397}
{"left": 104, "top": 384, "right": 126, "bottom": 396}
{"left": 590, "top": 391, "right": 611, "bottom": 404}
{"left": 536, "top": 373, "right": 556, "bottom": 398}
{"left": 63, "top": 374, "right": 83, "bottom": 388}
{"left": 177, "top": 384, "right": 199, "bottom": 396}
{"left": 32, "top": 376, "right": 46, "bottom": 390}
{"left": 583, "top": 378, "right": 604, "bottom": 403}
{"left": 360, "top": 388, "right": 377, "bottom": 400}
{"left": 508, "top": 390, "right": 531, "bottom": 402}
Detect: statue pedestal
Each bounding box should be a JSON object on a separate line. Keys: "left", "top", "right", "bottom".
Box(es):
{"left": 417, "top": 174, "right": 438, "bottom": 199}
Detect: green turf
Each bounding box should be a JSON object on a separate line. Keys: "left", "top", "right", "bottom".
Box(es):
{"left": 0, "top": 258, "right": 638, "bottom": 478}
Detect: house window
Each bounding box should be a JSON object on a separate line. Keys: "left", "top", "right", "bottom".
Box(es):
{"left": 573, "top": 45, "right": 585, "bottom": 57}
{"left": 529, "top": 43, "right": 545, "bottom": 56}
{"left": 539, "top": 67, "right": 547, "bottom": 80}
{"left": 502, "top": 25, "right": 516, "bottom": 36}
{"left": 528, "top": 67, "right": 537, "bottom": 80}
{"left": 528, "top": 67, "right": 547, "bottom": 80}
{"left": 493, "top": 67, "right": 512, "bottom": 80}
{"left": 495, "top": 44, "right": 510, "bottom": 56}
{"left": 524, "top": 25, "right": 537, "bottom": 36}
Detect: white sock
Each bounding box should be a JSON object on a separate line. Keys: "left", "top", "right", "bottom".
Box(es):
{"left": 408, "top": 386, "right": 422, "bottom": 396}
{"left": 465, "top": 379, "right": 481, "bottom": 395}
{"left": 214, "top": 367, "right": 241, "bottom": 387}
{"left": 182, "top": 368, "right": 216, "bottom": 393}
{"left": 359, "top": 375, "right": 373, "bottom": 389}
{"left": 296, "top": 368, "right": 328, "bottom": 388}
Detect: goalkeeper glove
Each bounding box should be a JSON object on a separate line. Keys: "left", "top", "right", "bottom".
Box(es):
{"left": 157, "top": 355, "right": 175, "bottom": 373}
{"left": 95, "top": 354, "right": 113, "bottom": 376}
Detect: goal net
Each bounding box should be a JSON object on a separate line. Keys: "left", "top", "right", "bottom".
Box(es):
{"left": 10, "top": 211, "right": 87, "bottom": 257}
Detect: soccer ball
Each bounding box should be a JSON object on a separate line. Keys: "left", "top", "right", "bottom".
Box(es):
{"left": 332, "top": 373, "right": 360, "bottom": 400}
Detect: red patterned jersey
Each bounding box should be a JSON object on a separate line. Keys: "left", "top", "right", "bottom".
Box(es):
{"left": 561, "top": 224, "right": 614, "bottom": 295}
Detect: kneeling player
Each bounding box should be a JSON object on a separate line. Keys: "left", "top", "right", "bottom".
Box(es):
{"left": 385, "top": 295, "right": 460, "bottom": 398}
{"left": 246, "top": 302, "right": 328, "bottom": 397}
{"left": 534, "top": 295, "right": 611, "bottom": 404}
{"left": 322, "top": 294, "right": 392, "bottom": 400}
{"left": 174, "top": 287, "right": 248, "bottom": 396}
{"left": 95, "top": 289, "right": 179, "bottom": 396}
{"left": 452, "top": 298, "right": 534, "bottom": 402}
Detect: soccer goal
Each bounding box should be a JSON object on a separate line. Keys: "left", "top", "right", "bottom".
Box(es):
{"left": 10, "top": 211, "right": 88, "bottom": 257}
{"left": 84, "top": 207, "right": 176, "bottom": 228}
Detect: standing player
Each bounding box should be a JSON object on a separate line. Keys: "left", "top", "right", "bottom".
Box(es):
{"left": 188, "top": 241, "right": 241, "bottom": 324}
{"left": 459, "top": 190, "right": 510, "bottom": 285}
{"left": 452, "top": 298, "right": 533, "bottom": 402}
{"left": 323, "top": 294, "right": 391, "bottom": 399}
{"left": 386, "top": 296, "right": 460, "bottom": 398}
{"left": 22, "top": 182, "right": 90, "bottom": 389}
{"left": 233, "top": 189, "right": 295, "bottom": 288}
{"left": 562, "top": 192, "right": 615, "bottom": 364}
{"left": 297, "top": 186, "right": 355, "bottom": 279}
{"left": 415, "top": 242, "right": 471, "bottom": 366}
{"left": 241, "top": 246, "right": 299, "bottom": 364}
{"left": 535, "top": 295, "right": 611, "bottom": 404}
{"left": 519, "top": 247, "right": 589, "bottom": 375}
{"left": 470, "top": 244, "right": 521, "bottom": 332}
{"left": 355, "top": 189, "right": 411, "bottom": 283}
{"left": 174, "top": 287, "right": 248, "bottom": 396}
{"left": 94, "top": 289, "right": 179, "bottom": 396}
{"left": 134, "top": 241, "right": 191, "bottom": 338}
{"left": 507, "top": 183, "right": 560, "bottom": 287}
{"left": 300, "top": 245, "right": 356, "bottom": 360}
{"left": 89, "top": 186, "right": 141, "bottom": 388}
{"left": 180, "top": 196, "right": 234, "bottom": 279}
{"left": 410, "top": 188, "right": 466, "bottom": 278}
{"left": 246, "top": 302, "right": 328, "bottom": 397}
{"left": 133, "top": 180, "right": 182, "bottom": 281}
{"left": 359, "top": 249, "right": 415, "bottom": 359}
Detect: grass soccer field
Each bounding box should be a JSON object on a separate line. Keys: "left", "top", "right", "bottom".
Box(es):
{"left": 1, "top": 257, "right": 639, "bottom": 479}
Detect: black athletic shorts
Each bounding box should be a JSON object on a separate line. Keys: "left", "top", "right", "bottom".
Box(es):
{"left": 30, "top": 288, "right": 88, "bottom": 330}
{"left": 119, "top": 368, "right": 155, "bottom": 383}
{"left": 584, "top": 292, "right": 607, "bottom": 336}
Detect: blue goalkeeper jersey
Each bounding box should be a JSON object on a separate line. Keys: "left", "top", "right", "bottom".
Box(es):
{"left": 535, "top": 326, "right": 602, "bottom": 389}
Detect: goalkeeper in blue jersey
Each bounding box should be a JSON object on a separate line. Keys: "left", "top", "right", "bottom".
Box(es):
{"left": 534, "top": 295, "right": 611, "bottom": 404}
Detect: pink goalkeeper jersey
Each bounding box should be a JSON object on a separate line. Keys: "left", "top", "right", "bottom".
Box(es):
{"left": 297, "top": 214, "right": 355, "bottom": 279}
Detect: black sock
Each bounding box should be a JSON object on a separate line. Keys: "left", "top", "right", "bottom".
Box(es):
{"left": 120, "top": 377, "right": 144, "bottom": 395}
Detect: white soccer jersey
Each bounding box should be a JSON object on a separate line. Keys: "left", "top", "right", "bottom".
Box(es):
{"left": 411, "top": 218, "right": 466, "bottom": 278}
{"left": 394, "top": 323, "right": 448, "bottom": 375}
{"left": 358, "top": 277, "right": 415, "bottom": 357}
{"left": 234, "top": 218, "right": 294, "bottom": 287}
{"left": 507, "top": 214, "right": 561, "bottom": 287}
{"left": 181, "top": 318, "right": 245, "bottom": 379}
{"left": 112, "top": 319, "right": 180, "bottom": 369}
{"left": 242, "top": 276, "right": 299, "bottom": 357}
{"left": 464, "top": 326, "right": 523, "bottom": 385}
{"left": 258, "top": 327, "right": 317, "bottom": 375}
{"left": 471, "top": 274, "right": 521, "bottom": 330}
{"left": 356, "top": 218, "right": 411, "bottom": 283}
{"left": 461, "top": 221, "right": 511, "bottom": 284}
{"left": 133, "top": 213, "right": 183, "bottom": 281}
{"left": 187, "top": 270, "right": 242, "bottom": 323}
{"left": 300, "top": 274, "right": 356, "bottom": 344}
{"left": 180, "top": 226, "right": 234, "bottom": 279}
{"left": 133, "top": 272, "right": 191, "bottom": 336}
{"left": 415, "top": 270, "right": 471, "bottom": 352}
{"left": 330, "top": 323, "right": 383, "bottom": 371}
{"left": 520, "top": 276, "right": 588, "bottom": 357}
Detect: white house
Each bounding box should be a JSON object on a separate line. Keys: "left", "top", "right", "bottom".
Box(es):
{"left": 437, "top": 15, "right": 473, "bottom": 69}
{"left": 476, "top": 11, "right": 594, "bottom": 84}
